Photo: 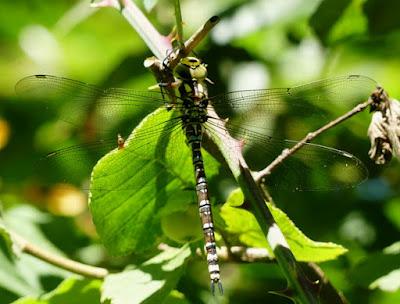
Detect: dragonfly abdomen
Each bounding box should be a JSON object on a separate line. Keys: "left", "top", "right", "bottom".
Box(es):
{"left": 184, "top": 121, "right": 222, "bottom": 293}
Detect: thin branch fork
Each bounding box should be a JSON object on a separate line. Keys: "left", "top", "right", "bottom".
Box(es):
{"left": 254, "top": 97, "right": 375, "bottom": 182}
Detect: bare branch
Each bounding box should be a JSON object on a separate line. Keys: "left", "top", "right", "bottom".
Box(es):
{"left": 11, "top": 231, "right": 108, "bottom": 279}
{"left": 174, "top": 0, "right": 185, "bottom": 49}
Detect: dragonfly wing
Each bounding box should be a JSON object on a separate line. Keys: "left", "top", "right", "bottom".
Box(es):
{"left": 205, "top": 119, "right": 368, "bottom": 191}
{"left": 253, "top": 138, "right": 368, "bottom": 191}
{"left": 205, "top": 75, "right": 376, "bottom": 191}
{"left": 15, "top": 75, "right": 171, "bottom": 136}
{"left": 36, "top": 113, "right": 185, "bottom": 191}
{"left": 209, "top": 75, "right": 378, "bottom": 132}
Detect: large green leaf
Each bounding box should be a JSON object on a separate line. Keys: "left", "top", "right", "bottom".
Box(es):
{"left": 102, "top": 245, "right": 191, "bottom": 304}
{"left": 90, "top": 108, "right": 220, "bottom": 256}
{"left": 11, "top": 277, "right": 102, "bottom": 304}
{"left": 220, "top": 188, "right": 347, "bottom": 262}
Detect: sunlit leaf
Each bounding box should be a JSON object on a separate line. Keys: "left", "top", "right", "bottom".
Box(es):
{"left": 370, "top": 269, "right": 400, "bottom": 292}
{"left": 163, "top": 290, "right": 190, "bottom": 304}
{"left": 0, "top": 221, "right": 15, "bottom": 261}
{"left": 0, "top": 206, "right": 74, "bottom": 300}
{"left": 350, "top": 242, "right": 400, "bottom": 292}
{"left": 0, "top": 220, "right": 38, "bottom": 299}
{"left": 11, "top": 277, "right": 102, "bottom": 304}
{"left": 221, "top": 188, "right": 348, "bottom": 262}
{"left": 102, "top": 245, "right": 191, "bottom": 304}
{"left": 90, "top": 108, "right": 219, "bottom": 256}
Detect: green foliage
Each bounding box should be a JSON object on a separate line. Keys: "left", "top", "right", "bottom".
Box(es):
{"left": 0, "top": 221, "right": 15, "bottom": 261}
{"left": 364, "top": 0, "right": 400, "bottom": 35}
{"left": 90, "top": 108, "right": 219, "bottom": 255}
{"left": 221, "top": 189, "right": 347, "bottom": 262}
{"left": 0, "top": 0, "right": 400, "bottom": 303}
{"left": 0, "top": 206, "right": 72, "bottom": 301}
{"left": 310, "top": 0, "right": 367, "bottom": 45}
{"left": 350, "top": 242, "right": 400, "bottom": 292}
{"left": 161, "top": 205, "right": 203, "bottom": 244}
{"left": 309, "top": 0, "right": 352, "bottom": 44}
{"left": 11, "top": 277, "right": 102, "bottom": 304}
{"left": 384, "top": 198, "right": 400, "bottom": 230}
{"left": 102, "top": 245, "right": 191, "bottom": 304}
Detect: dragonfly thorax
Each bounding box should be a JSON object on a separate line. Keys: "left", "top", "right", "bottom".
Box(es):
{"left": 181, "top": 97, "right": 208, "bottom": 124}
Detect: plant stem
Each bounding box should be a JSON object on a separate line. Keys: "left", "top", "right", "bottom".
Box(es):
{"left": 174, "top": 0, "right": 185, "bottom": 49}
{"left": 11, "top": 231, "right": 108, "bottom": 279}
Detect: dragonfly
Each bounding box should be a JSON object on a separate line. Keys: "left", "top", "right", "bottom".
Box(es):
{"left": 16, "top": 58, "right": 378, "bottom": 293}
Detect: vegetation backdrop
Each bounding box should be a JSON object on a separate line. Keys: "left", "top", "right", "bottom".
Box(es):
{"left": 0, "top": 0, "right": 400, "bottom": 303}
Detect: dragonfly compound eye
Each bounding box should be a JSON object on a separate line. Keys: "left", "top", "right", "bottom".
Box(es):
{"left": 175, "top": 57, "right": 208, "bottom": 82}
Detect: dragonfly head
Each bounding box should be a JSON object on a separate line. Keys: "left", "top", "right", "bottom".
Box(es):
{"left": 175, "top": 57, "right": 208, "bottom": 83}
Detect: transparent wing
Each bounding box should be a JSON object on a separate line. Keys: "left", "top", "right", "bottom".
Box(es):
{"left": 15, "top": 75, "right": 180, "bottom": 135}
{"left": 204, "top": 75, "right": 377, "bottom": 191}
{"left": 34, "top": 114, "right": 186, "bottom": 190}
{"left": 210, "top": 75, "right": 378, "bottom": 132}
{"left": 205, "top": 119, "right": 368, "bottom": 191}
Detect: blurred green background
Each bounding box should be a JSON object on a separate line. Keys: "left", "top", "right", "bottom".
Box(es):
{"left": 0, "top": 0, "right": 400, "bottom": 303}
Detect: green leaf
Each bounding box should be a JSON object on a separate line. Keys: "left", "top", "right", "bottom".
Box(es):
{"left": 90, "top": 108, "right": 220, "bottom": 256}
{"left": 309, "top": 0, "right": 351, "bottom": 43}
{"left": 350, "top": 242, "right": 400, "bottom": 292}
{"left": 370, "top": 269, "right": 400, "bottom": 292}
{"left": 0, "top": 220, "right": 15, "bottom": 261}
{"left": 364, "top": 0, "right": 400, "bottom": 35}
{"left": 221, "top": 188, "right": 348, "bottom": 262}
{"left": 384, "top": 197, "right": 400, "bottom": 230}
{"left": 310, "top": 0, "right": 367, "bottom": 45}
{"left": 4, "top": 205, "right": 68, "bottom": 256}
{"left": 90, "top": 109, "right": 191, "bottom": 255}
{"left": 102, "top": 245, "right": 191, "bottom": 304}
{"left": 11, "top": 277, "right": 102, "bottom": 304}
{"left": 163, "top": 290, "right": 190, "bottom": 304}
{"left": 0, "top": 206, "right": 72, "bottom": 300}
{"left": 0, "top": 214, "right": 38, "bottom": 299}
